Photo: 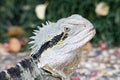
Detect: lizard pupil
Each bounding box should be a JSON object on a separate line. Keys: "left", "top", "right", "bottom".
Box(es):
{"left": 32, "top": 32, "right": 68, "bottom": 59}
{"left": 64, "top": 27, "right": 70, "bottom": 32}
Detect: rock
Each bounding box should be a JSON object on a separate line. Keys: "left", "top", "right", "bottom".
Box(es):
{"left": 108, "top": 49, "right": 115, "bottom": 54}
{"left": 0, "top": 43, "right": 6, "bottom": 54}
{"left": 110, "top": 60, "right": 116, "bottom": 64}
{"left": 95, "top": 50, "right": 102, "bottom": 56}
{"left": 7, "top": 26, "right": 25, "bottom": 37}
{"left": 3, "top": 43, "right": 10, "bottom": 52}
{"left": 110, "top": 55, "right": 116, "bottom": 60}
{"left": 114, "top": 48, "right": 120, "bottom": 57}
{"left": 88, "top": 50, "right": 96, "bottom": 57}
{"left": 103, "top": 56, "right": 110, "bottom": 63}
{"left": 9, "top": 38, "right": 21, "bottom": 53}
{"left": 0, "top": 43, "right": 3, "bottom": 48}
{"left": 80, "top": 61, "right": 85, "bottom": 67}
{"left": 72, "top": 76, "right": 80, "bottom": 80}
{"left": 97, "top": 55, "right": 104, "bottom": 62}
{"left": 99, "top": 63, "right": 106, "bottom": 70}
{"left": 92, "top": 62, "right": 99, "bottom": 69}
{"left": 117, "top": 60, "right": 120, "bottom": 64}
{"left": 79, "top": 69, "right": 86, "bottom": 74}
{"left": 102, "top": 50, "right": 108, "bottom": 56}
{"left": 85, "top": 62, "right": 93, "bottom": 69}
{"left": 90, "top": 71, "right": 97, "bottom": 77}
{"left": 100, "top": 43, "right": 106, "bottom": 50}
{"left": 82, "top": 42, "right": 93, "bottom": 51}
{"left": 106, "top": 63, "right": 111, "bottom": 68}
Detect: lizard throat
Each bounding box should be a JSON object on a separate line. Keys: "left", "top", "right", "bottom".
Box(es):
{"left": 32, "top": 32, "right": 68, "bottom": 59}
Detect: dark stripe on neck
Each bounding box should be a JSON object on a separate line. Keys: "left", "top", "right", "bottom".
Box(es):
{"left": 62, "top": 33, "right": 68, "bottom": 40}
{"left": 32, "top": 32, "right": 66, "bottom": 59}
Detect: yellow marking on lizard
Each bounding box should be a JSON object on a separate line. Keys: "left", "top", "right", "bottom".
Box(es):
{"left": 41, "top": 32, "right": 66, "bottom": 58}
{"left": 54, "top": 32, "right": 66, "bottom": 47}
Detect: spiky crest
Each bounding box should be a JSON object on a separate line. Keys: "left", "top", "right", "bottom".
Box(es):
{"left": 29, "top": 21, "right": 55, "bottom": 54}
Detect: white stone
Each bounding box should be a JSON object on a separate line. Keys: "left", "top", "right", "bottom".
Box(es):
{"left": 102, "top": 50, "right": 109, "bottom": 56}
{"left": 110, "top": 60, "right": 116, "bottom": 64}
{"left": 108, "top": 49, "right": 115, "bottom": 54}
{"left": 92, "top": 62, "right": 99, "bottom": 68}
{"left": 85, "top": 62, "right": 93, "bottom": 69}
{"left": 110, "top": 55, "right": 117, "bottom": 60}
{"left": 99, "top": 63, "right": 106, "bottom": 70}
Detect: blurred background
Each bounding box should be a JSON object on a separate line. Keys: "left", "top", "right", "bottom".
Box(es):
{"left": 0, "top": 0, "right": 120, "bottom": 80}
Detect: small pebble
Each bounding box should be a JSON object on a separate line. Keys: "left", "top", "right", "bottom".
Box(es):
{"left": 100, "top": 43, "right": 106, "bottom": 50}
{"left": 99, "top": 63, "right": 106, "bottom": 70}
{"left": 102, "top": 50, "right": 109, "bottom": 56}
{"left": 110, "top": 55, "right": 117, "bottom": 60}
{"left": 108, "top": 49, "right": 115, "bottom": 54}
{"left": 90, "top": 71, "right": 97, "bottom": 77}
{"left": 72, "top": 76, "right": 80, "bottom": 80}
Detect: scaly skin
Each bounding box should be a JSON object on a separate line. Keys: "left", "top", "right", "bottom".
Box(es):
{"left": 0, "top": 57, "right": 61, "bottom": 80}
{"left": 30, "top": 14, "right": 96, "bottom": 80}
{"left": 0, "top": 15, "right": 95, "bottom": 80}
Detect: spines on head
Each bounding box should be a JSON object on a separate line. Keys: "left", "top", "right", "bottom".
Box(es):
{"left": 29, "top": 21, "right": 55, "bottom": 55}
{"left": 29, "top": 14, "right": 84, "bottom": 55}
{"left": 29, "top": 14, "right": 95, "bottom": 56}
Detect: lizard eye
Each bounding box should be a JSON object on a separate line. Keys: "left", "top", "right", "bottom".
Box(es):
{"left": 64, "top": 27, "right": 70, "bottom": 32}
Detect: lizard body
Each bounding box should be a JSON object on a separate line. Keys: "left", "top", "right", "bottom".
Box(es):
{"left": 0, "top": 14, "right": 95, "bottom": 80}
{"left": 30, "top": 14, "right": 96, "bottom": 80}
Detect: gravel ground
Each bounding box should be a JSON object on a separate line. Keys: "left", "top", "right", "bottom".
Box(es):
{"left": 0, "top": 48, "right": 120, "bottom": 80}
{"left": 71, "top": 48, "right": 120, "bottom": 80}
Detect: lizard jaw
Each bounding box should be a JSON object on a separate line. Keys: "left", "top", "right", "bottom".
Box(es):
{"left": 64, "top": 28, "right": 95, "bottom": 52}
{"left": 56, "top": 27, "right": 95, "bottom": 53}
{"left": 67, "top": 27, "right": 95, "bottom": 44}
{"left": 77, "top": 28, "right": 95, "bottom": 44}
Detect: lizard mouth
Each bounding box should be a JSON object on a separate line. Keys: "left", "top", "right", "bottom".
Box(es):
{"left": 89, "top": 28, "right": 95, "bottom": 32}
{"left": 89, "top": 28, "right": 94, "bottom": 32}
{"left": 67, "top": 27, "right": 95, "bottom": 44}
{"left": 77, "top": 28, "right": 95, "bottom": 43}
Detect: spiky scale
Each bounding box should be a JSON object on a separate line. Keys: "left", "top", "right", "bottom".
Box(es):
{"left": 34, "top": 30, "right": 39, "bottom": 33}
{"left": 46, "top": 21, "right": 49, "bottom": 25}
{"left": 37, "top": 26, "right": 40, "bottom": 29}
{"left": 33, "top": 32, "right": 37, "bottom": 35}
{"left": 37, "top": 26, "right": 42, "bottom": 30}
{"left": 28, "top": 41, "right": 35, "bottom": 44}
{"left": 42, "top": 23, "right": 45, "bottom": 27}
{"left": 30, "top": 36, "right": 35, "bottom": 39}
{"left": 47, "top": 21, "right": 51, "bottom": 24}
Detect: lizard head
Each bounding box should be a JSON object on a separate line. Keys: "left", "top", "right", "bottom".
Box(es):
{"left": 29, "top": 14, "right": 96, "bottom": 59}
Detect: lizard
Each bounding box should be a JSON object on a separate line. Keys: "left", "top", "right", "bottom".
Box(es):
{"left": 0, "top": 14, "right": 95, "bottom": 80}
{"left": 29, "top": 14, "right": 96, "bottom": 80}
